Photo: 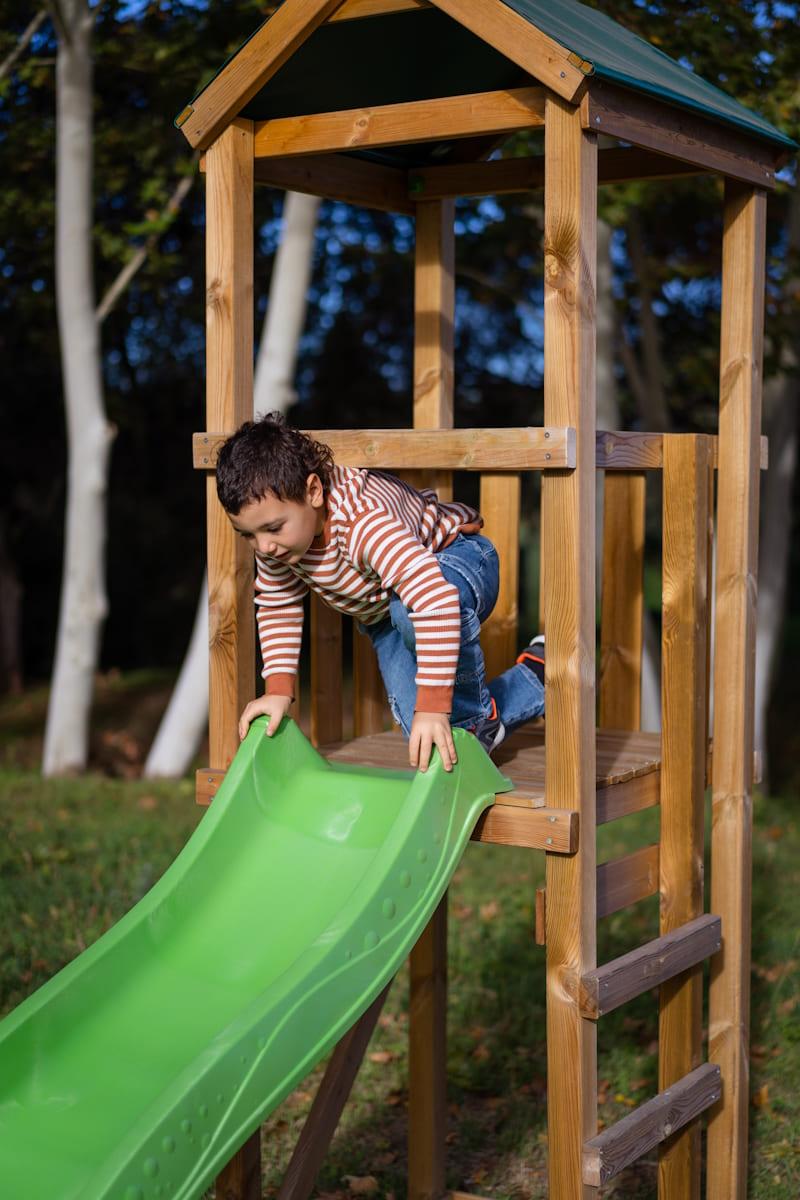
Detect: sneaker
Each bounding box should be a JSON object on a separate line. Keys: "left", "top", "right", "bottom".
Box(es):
{"left": 473, "top": 696, "right": 506, "bottom": 755}
{"left": 516, "top": 634, "right": 545, "bottom": 684}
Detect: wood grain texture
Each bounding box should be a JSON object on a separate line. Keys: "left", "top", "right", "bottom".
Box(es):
{"left": 581, "top": 80, "right": 781, "bottom": 189}
{"left": 580, "top": 915, "right": 721, "bottom": 1020}
{"left": 254, "top": 153, "right": 413, "bottom": 213}
{"left": 536, "top": 843, "right": 658, "bottom": 945}
{"left": 707, "top": 183, "right": 767, "bottom": 1200}
{"left": 310, "top": 593, "right": 343, "bottom": 747}
{"left": 599, "top": 472, "right": 645, "bottom": 730}
{"left": 659, "top": 435, "right": 711, "bottom": 1198}
{"left": 428, "top": 0, "right": 587, "bottom": 103}
{"left": 479, "top": 474, "right": 520, "bottom": 681}
{"left": 414, "top": 201, "right": 455, "bottom": 432}
{"left": 541, "top": 94, "right": 598, "bottom": 1196}
{"left": 181, "top": 0, "right": 347, "bottom": 149}
{"left": 583, "top": 1064, "right": 721, "bottom": 1187}
{"left": 596, "top": 767, "right": 659, "bottom": 824}
{"left": 471, "top": 804, "right": 578, "bottom": 853}
{"left": 331, "top": 0, "right": 428, "bottom": 18}
{"left": 253, "top": 88, "right": 546, "bottom": 158}
{"left": 277, "top": 986, "right": 391, "bottom": 1200}
{"left": 205, "top": 122, "right": 256, "bottom": 778}
{"left": 408, "top": 897, "right": 447, "bottom": 1200}
{"left": 353, "top": 627, "right": 385, "bottom": 737}
{"left": 216, "top": 1130, "right": 262, "bottom": 1200}
{"left": 194, "top": 427, "right": 574, "bottom": 470}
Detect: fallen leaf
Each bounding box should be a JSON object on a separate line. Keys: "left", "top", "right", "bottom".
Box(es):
{"left": 453, "top": 904, "right": 473, "bottom": 921}
{"left": 752, "top": 1084, "right": 770, "bottom": 1108}
{"left": 480, "top": 900, "right": 500, "bottom": 921}
{"left": 137, "top": 794, "right": 158, "bottom": 811}
{"left": 472, "top": 1043, "right": 491, "bottom": 1062}
{"left": 369, "top": 1050, "right": 396, "bottom": 1065}
{"left": 342, "top": 1175, "right": 378, "bottom": 1195}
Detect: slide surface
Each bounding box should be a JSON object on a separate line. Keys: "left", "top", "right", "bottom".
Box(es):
{"left": 0, "top": 719, "right": 508, "bottom": 1200}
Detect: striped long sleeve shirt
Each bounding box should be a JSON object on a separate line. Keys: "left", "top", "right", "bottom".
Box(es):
{"left": 255, "top": 466, "right": 482, "bottom": 713}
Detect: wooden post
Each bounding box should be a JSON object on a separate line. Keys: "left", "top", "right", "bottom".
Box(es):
{"left": 206, "top": 119, "right": 261, "bottom": 1200}
{"left": 408, "top": 199, "right": 454, "bottom": 1200}
{"left": 480, "top": 473, "right": 521, "bottom": 682}
{"left": 542, "top": 95, "right": 598, "bottom": 1198}
{"left": 599, "top": 472, "right": 645, "bottom": 730}
{"left": 353, "top": 628, "right": 385, "bottom": 737}
{"left": 659, "top": 435, "right": 711, "bottom": 1199}
{"left": 707, "top": 183, "right": 766, "bottom": 1200}
{"left": 310, "top": 593, "right": 343, "bottom": 747}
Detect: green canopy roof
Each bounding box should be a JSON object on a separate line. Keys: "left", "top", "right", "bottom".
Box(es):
{"left": 183, "top": 0, "right": 796, "bottom": 161}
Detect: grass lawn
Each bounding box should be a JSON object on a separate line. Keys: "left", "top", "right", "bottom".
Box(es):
{"left": 1, "top": 686, "right": 799, "bottom": 1197}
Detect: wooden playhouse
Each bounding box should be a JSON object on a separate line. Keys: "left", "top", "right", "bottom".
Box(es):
{"left": 178, "top": 1, "right": 795, "bottom": 1196}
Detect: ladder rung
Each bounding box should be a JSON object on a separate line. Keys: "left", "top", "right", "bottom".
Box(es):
{"left": 582, "top": 1063, "right": 721, "bottom": 1186}
{"left": 534, "top": 844, "right": 659, "bottom": 945}
{"left": 580, "top": 914, "right": 721, "bottom": 1018}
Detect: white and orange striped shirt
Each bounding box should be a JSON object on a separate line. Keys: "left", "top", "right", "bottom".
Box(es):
{"left": 255, "top": 466, "right": 482, "bottom": 713}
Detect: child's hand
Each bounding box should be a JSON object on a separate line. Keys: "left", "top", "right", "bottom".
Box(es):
{"left": 409, "top": 712, "right": 457, "bottom": 774}
{"left": 238, "top": 694, "right": 292, "bottom": 741}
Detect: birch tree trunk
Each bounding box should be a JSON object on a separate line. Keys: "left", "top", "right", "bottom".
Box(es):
{"left": 43, "top": 0, "right": 113, "bottom": 776}
{"left": 144, "top": 191, "right": 319, "bottom": 777}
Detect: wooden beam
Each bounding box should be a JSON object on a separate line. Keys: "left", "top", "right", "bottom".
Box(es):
{"left": 330, "top": 0, "right": 429, "bottom": 17}
{"left": 409, "top": 896, "right": 447, "bottom": 1200}
{"left": 353, "top": 627, "right": 385, "bottom": 737}
{"left": 253, "top": 154, "right": 413, "bottom": 213}
{"left": 542, "top": 94, "right": 598, "bottom": 1196}
{"left": 253, "top": 88, "right": 546, "bottom": 159}
{"left": 216, "top": 1131, "right": 261, "bottom": 1200}
{"left": 659, "top": 435, "right": 711, "bottom": 1198}
{"left": 479, "top": 474, "right": 520, "bottom": 680}
{"left": 193, "top": 427, "right": 575, "bottom": 471}
{"left": 428, "top": 0, "right": 587, "bottom": 104}
{"left": 582, "top": 80, "right": 781, "bottom": 190}
{"left": 707, "top": 183, "right": 767, "bottom": 1200}
{"left": 583, "top": 1064, "right": 722, "bottom": 1187}
{"left": 277, "top": 986, "right": 391, "bottom": 1200}
{"left": 407, "top": 148, "right": 702, "bottom": 201}
{"left": 599, "top": 472, "right": 645, "bottom": 730}
{"left": 178, "top": 0, "right": 347, "bottom": 150}
{"left": 536, "top": 843, "right": 659, "bottom": 944}
{"left": 597, "top": 768, "right": 660, "bottom": 825}
{"left": 472, "top": 803, "right": 578, "bottom": 853}
{"left": 597, "top": 430, "right": 768, "bottom": 471}
{"left": 580, "top": 914, "right": 721, "bottom": 1020}
{"left": 310, "top": 593, "right": 343, "bottom": 747}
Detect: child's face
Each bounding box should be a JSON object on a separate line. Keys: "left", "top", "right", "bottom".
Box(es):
{"left": 230, "top": 474, "right": 325, "bottom": 564}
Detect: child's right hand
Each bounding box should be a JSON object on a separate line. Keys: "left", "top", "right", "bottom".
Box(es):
{"left": 238, "top": 694, "right": 292, "bottom": 742}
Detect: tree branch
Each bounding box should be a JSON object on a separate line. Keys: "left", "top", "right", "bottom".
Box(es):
{"left": 0, "top": 10, "right": 48, "bottom": 82}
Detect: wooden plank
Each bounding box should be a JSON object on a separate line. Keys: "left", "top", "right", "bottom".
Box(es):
{"left": 253, "top": 153, "right": 413, "bottom": 213}
{"left": 541, "top": 94, "right": 598, "bottom": 1196}
{"left": 598, "top": 430, "right": 768, "bottom": 470}
{"left": 579, "top": 914, "right": 721, "bottom": 1019}
{"left": 205, "top": 120, "right": 256, "bottom": 778}
{"left": 194, "top": 427, "right": 575, "bottom": 471}
{"left": 409, "top": 897, "right": 447, "bottom": 1200}
{"left": 596, "top": 766, "right": 660, "bottom": 825}
{"left": 407, "top": 148, "right": 702, "bottom": 201}
{"left": 598, "top": 844, "right": 659, "bottom": 919}
{"left": 353, "top": 627, "right": 385, "bottom": 737}
{"left": 428, "top": 0, "right": 587, "bottom": 103}
{"left": 253, "top": 88, "right": 546, "bottom": 158}
{"left": 599, "top": 472, "right": 645, "bottom": 730}
{"left": 179, "top": 0, "right": 347, "bottom": 150}
{"left": 707, "top": 183, "right": 767, "bottom": 1200}
{"left": 479, "top": 474, "right": 520, "bottom": 681}
{"left": 196, "top": 766, "right": 225, "bottom": 806}
{"left": 414, "top": 200, "right": 455, "bottom": 499}
{"left": 216, "top": 1130, "right": 262, "bottom": 1200}
{"left": 581, "top": 80, "right": 781, "bottom": 190}
{"left": 472, "top": 804, "right": 578, "bottom": 853}
{"left": 310, "top": 593, "right": 343, "bottom": 747}
{"left": 659, "top": 435, "right": 711, "bottom": 1198}
{"left": 277, "top": 985, "right": 391, "bottom": 1200}
{"left": 583, "top": 1064, "right": 722, "bottom": 1187}
{"left": 535, "top": 887, "right": 546, "bottom": 946}
{"left": 331, "top": 0, "right": 428, "bottom": 18}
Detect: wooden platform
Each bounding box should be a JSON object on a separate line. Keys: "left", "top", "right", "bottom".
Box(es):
{"left": 325, "top": 725, "right": 662, "bottom": 851}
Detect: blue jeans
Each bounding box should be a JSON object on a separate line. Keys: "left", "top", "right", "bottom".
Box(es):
{"left": 361, "top": 533, "right": 546, "bottom": 736}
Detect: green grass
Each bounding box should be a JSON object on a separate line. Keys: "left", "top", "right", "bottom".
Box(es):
{"left": 1, "top": 760, "right": 798, "bottom": 1197}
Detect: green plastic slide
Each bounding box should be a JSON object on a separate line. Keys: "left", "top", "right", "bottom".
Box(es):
{"left": 0, "top": 718, "right": 509, "bottom": 1200}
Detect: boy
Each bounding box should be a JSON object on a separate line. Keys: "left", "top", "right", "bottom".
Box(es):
{"left": 216, "top": 413, "right": 545, "bottom": 773}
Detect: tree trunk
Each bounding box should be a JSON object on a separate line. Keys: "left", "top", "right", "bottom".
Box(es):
{"left": 43, "top": 0, "right": 112, "bottom": 775}
{"left": 144, "top": 191, "right": 319, "bottom": 777}
{"left": 253, "top": 190, "right": 320, "bottom": 416}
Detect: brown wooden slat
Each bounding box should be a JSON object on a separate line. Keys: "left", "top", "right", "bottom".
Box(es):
{"left": 331, "top": 0, "right": 428, "bottom": 18}
{"left": 253, "top": 87, "right": 546, "bottom": 159}
{"left": 409, "top": 897, "right": 447, "bottom": 1200}
{"left": 253, "top": 153, "right": 413, "bottom": 213}
{"left": 598, "top": 430, "right": 768, "bottom": 470}
{"left": 277, "top": 985, "right": 391, "bottom": 1200}
{"left": 599, "top": 472, "right": 645, "bottom": 730}
{"left": 580, "top": 914, "right": 722, "bottom": 1019}
{"left": 353, "top": 629, "right": 385, "bottom": 737}
{"left": 707, "top": 182, "right": 767, "bottom": 1200}
{"left": 479, "top": 473, "right": 520, "bottom": 680}
{"left": 216, "top": 1129, "right": 262, "bottom": 1200}
{"left": 472, "top": 804, "right": 578, "bottom": 853}
{"left": 583, "top": 1064, "right": 722, "bottom": 1187}
{"left": 581, "top": 79, "right": 782, "bottom": 189}
{"left": 659, "top": 435, "right": 711, "bottom": 1198}
{"left": 598, "top": 844, "right": 659, "bottom": 919}
{"left": 193, "top": 427, "right": 574, "bottom": 471}
{"left": 179, "top": 0, "right": 347, "bottom": 149}
{"left": 596, "top": 769, "right": 660, "bottom": 825}
{"left": 311, "top": 593, "right": 343, "bottom": 747}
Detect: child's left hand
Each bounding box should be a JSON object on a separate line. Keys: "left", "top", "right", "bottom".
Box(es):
{"left": 409, "top": 712, "right": 457, "bottom": 774}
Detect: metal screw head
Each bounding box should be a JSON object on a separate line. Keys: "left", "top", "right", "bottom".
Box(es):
{"left": 595, "top": 116, "right": 601, "bottom": 124}
{"left": 546, "top": 836, "right": 553, "bottom": 845}
{"left": 545, "top": 452, "right": 551, "bottom": 460}
{"left": 560, "top": 71, "right": 566, "bottom": 78}
{"left": 544, "top": 430, "right": 550, "bottom": 438}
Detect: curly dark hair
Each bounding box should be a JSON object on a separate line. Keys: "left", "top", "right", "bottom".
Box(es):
{"left": 215, "top": 413, "right": 334, "bottom": 514}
